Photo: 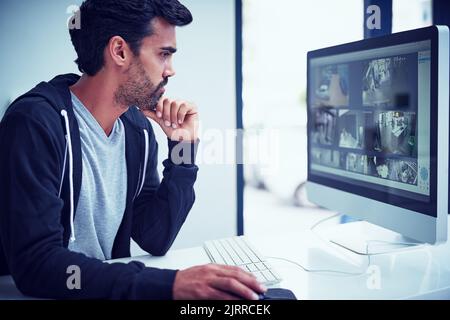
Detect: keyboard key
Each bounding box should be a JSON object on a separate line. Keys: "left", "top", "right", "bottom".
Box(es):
{"left": 261, "top": 270, "right": 277, "bottom": 282}
{"left": 254, "top": 262, "right": 266, "bottom": 271}
{"left": 253, "top": 271, "right": 266, "bottom": 283}
{"left": 234, "top": 237, "right": 261, "bottom": 263}
{"left": 204, "top": 241, "right": 226, "bottom": 265}
{"left": 221, "top": 239, "right": 244, "bottom": 265}
{"left": 229, "top": 238, "right": 252, "bottom": 264}
{"left": 247, "top": 264, "right": 258, "bottom": 272}
{"left": 212, "top": 241, "right": 234, "bottom": 265}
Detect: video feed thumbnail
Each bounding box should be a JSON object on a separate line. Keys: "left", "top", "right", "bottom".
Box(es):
{"left": 311, "top": 108, "right": 337, "bottom": 145}
{"left": 311, "top": 147, "right": 340, "bottom": 168}
{"left": 373, "top": 111, "right": 417, "bottom": 157}
{"left": 362, "top": 56, "right": 411, "bottom": 107}
{"left": 344, "top": 153, "right": 369, "bottom": 174}
{"left": 313, "top": 64, "right": 349, "bottom": 107}
{"left": 370, "top": 157, "right": 418, "bottom": 185}
{"left": 338, "top": 110, "right": 368, "bottom": 149}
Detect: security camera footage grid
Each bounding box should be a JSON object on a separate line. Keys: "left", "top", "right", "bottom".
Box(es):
{"left": 309, "top": 52, "right": 426, "bottom": 191}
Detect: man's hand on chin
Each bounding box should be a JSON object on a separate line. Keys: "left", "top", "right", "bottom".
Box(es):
{"left": 143, "top": 97, "right": 199, "bottom": 143}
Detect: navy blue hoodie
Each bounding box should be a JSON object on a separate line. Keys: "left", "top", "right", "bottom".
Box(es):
{"left": 0, "top": 73, "right": 198, "bottom": 299}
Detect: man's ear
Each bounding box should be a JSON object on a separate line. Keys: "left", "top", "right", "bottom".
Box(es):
{"left": 106, "top": 36, "right": 133, "bottom": 69}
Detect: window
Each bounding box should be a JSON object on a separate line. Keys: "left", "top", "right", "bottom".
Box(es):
{"left": 242, "top": 0, "right": 363, "bottom": 233}
{"left": 392, "top": 0, "right": 432, "bottom": 33}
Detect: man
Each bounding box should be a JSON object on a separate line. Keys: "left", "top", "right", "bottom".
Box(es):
{"left": 0, "top": 0, "right": 266, "bottom": 300}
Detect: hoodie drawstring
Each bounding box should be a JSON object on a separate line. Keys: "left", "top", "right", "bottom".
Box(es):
{"left": 58, "top": 113, "right": 148, "bottom": 243}
{"left": 60, "top": 110, "right": 76, "bottom": 243}
{"left": 137, "top": 129, "right": 149, "bottom": 196}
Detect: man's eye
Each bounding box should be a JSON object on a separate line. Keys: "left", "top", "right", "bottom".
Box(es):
{"left": 161, "top": 52, "right": 171, "bottom": 58}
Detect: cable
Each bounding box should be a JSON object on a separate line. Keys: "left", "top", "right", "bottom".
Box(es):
{"left": 310, "top": 212, "right": 341, "bottom": 231}
{"left": 266, "top": 212, "right": 370, "bottom": 276}
{"left": 267, "top": 239, "right": 417, "bottom": 277}
{"left": 266, "top": 213, "right": 424, "bottom": 277}
{"left": 309, "top": 212, "right": 423, "bottom": 256}
{"left": 267, "top": 256, "right": 368, "bottom": 277}
{"left": 342, "top": 239, "right": 424, "bottom": 256}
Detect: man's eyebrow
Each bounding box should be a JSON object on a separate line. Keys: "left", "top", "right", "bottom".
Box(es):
{"left": 160, "top": 46, "right": 177, "bottom": 53}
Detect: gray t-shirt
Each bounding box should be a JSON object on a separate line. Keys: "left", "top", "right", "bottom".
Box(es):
{"left": 68, "top": 92, "right": 127, "bottom": 260}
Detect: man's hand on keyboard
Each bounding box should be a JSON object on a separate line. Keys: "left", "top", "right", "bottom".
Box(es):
{"left": 172, "top": 264, "right": 267, "bottom": 300}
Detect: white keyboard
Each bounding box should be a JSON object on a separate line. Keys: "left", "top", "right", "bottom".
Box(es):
{"left": 203, "top": 236, "right": 281, "bottom": 286}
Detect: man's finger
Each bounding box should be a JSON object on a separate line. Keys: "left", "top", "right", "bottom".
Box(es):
{"left": 155, "top": 99, "right": 164, "bottom": 118}
{"left": 211, "top": 277, "right": 259, "bottom": 300}
{"left": 177, "top": 104, "right": 188, "bottom": 124}
{"left": 170, "top": 100, "right": 180, "bottom": 128}
{"left": 207, "top": 287, "right": 241, "bottom": 300}
{"left": 163, "top": 98, "right": 171, "bottom": 127}
{"left": 185, "top": 104, "right": 197, "bottom": 116}
{"left": 217, "top": 266, "right": 266, "bottom": 293}
{"left": 143, "top": 110, "right": 157, "bottom": 121}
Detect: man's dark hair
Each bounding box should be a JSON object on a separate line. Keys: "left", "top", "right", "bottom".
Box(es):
{"left": 69, "top": 0, "right": 193, "bottom": 76}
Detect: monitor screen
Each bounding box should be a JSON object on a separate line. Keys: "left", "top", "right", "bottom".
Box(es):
{"left": 308, "top": 39, "right": 435, "bottom": 216}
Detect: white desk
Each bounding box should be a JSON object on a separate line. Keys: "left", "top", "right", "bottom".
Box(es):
{"left": 2, "top": 223, "right": 450, "bottom": 299}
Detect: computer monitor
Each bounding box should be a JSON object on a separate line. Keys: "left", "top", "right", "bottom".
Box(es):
{"left": 306, "top": 26, "right": 449, "bottom": 248}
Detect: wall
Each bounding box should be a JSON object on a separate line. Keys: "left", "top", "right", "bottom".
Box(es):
{"left": 146, "top": 0, "right": 238, "bottom": 251}
{"left": 0, "top": 0, "right": 81, "bottom": 117}
{"left": 0, "top": 0, "right": 238, "bottom": 253}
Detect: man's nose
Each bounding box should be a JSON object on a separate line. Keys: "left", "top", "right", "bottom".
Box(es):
{"left": 163, "top": 66, "right": 176, "bottom": 78}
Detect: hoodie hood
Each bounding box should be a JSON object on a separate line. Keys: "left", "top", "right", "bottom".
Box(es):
{"left": 9, "top": 73, "right": 150, "bottom": 131}
{"left": 9, "top": 73, "right": 80, "bottom": 115}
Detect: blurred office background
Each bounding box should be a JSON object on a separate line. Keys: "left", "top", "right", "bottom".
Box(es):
{"left": 242, "top": 0, "right": 432, "bottom": 235}
{"left": 0, "top": 0, "right": 435, "bottom": 254}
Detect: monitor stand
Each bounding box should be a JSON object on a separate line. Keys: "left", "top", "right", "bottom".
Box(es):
{"left": 318, "top": 220, "right": 424, "bottom": 255}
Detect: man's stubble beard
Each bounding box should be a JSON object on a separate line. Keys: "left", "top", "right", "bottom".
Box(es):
{"left": 115, "top": 58, "right": 167, "bottom": 111}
